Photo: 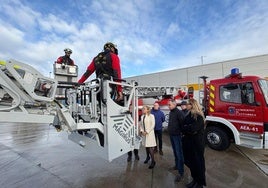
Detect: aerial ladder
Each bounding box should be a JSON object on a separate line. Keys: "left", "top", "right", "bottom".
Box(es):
{"left": 0, "top": 59, "right": 180, "bottom": 161}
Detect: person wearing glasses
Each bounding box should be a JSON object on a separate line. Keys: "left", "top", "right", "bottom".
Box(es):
{"left": 56, "top": 48, "right": 75, "bottom": 66}
{"left": 182, "top": 99, "right": 206, "bottom": 188}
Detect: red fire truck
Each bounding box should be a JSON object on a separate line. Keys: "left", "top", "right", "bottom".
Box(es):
{"left": 151, "top": 68, "right": 268, "bottom": 151}
{"left": 201, "top": 68, "right": 268, "bottom": 150}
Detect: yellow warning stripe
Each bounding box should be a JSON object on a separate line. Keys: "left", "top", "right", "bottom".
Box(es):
{"left": 0, "top": 60, "right": 6, "bottom": 65}
{"left": 0, "top": 60, "right": 21, "bottom": 69}
{"left": 209, "top": 99, "right": 214, "bottom": 106}
{"left": 210, "top": 84, "right": 215, "bottom": 91}
{"left": 209, "top": 84, "right": 215, "bottom": 112}
{"left": 210, "top": 92, "right": 215, "bottom": 99}
{"left": 209, "top": 107, "right": 214, "bottom": 112}
{"left": 13, "top": 64, "right": 21, "bottom": 69}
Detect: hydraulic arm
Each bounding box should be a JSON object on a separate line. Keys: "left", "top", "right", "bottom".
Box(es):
{"left": 0, "top": 59, "right": 140, "bottom": 161}
{"left": 0, "top": 59, "right": 182, "bottom": 161}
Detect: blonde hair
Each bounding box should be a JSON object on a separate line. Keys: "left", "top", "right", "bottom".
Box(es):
{"left": 142, "top": 105, "right": 151, "bottom": 115}
{"left": 188, "top": 98, "right": 205, "bottom": 120}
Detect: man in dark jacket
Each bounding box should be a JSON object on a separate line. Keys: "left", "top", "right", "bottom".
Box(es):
{"left": 168, "top": 99, "right": 185, "bottom": 182}
{"left": 151, "top": 102, "right": 165, "bottom": 155}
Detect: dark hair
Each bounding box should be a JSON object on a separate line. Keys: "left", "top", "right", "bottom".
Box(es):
{"left": 169, "top": 99, "right": 177, "bottom": 105}
{"left": 181, "top": 101, "right": 187, "bottom": 105}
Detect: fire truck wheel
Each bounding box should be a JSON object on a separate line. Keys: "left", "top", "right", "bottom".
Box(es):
{"left": 205, "top": 126, "right": 230, "bottom": 151}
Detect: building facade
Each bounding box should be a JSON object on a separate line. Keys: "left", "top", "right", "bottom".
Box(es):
{"left": 125, "top": 54, "right": 268, "bottom": 99}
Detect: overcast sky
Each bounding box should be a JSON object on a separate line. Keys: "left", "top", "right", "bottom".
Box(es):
{"left": 1, "top": 0, "right": 268, "bottom": 79}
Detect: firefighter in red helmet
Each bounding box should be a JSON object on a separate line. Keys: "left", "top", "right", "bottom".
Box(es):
{"left": 56, "top": 48, "right": 75, "bottom": 66}
{"left": 78, "top": 42, "right": 123, "bottom": 101}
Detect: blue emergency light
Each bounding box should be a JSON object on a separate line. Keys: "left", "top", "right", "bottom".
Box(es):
{"left": 231, "top": 68, "right": 239, "bottom": 75}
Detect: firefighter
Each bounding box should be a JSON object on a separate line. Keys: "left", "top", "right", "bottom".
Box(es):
{"left": 78, "top": 42, "right": 123, "bottom": 101}
{"left": 56, "top": 48, "right": 75, "bottom": 66}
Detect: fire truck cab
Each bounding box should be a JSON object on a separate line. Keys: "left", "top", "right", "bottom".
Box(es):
{"left": 201, "top": 68, "right": 268, "bottom": 150}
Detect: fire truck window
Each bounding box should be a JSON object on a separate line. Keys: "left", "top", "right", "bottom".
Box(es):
{"left": 258, "top": 79, "right": 268, "bottom": 105}
{"left": 241, "top": 83, "right": 255, "bottom": 105}
{"left": 220, "top": 85, "right": 242, "bottom": 103}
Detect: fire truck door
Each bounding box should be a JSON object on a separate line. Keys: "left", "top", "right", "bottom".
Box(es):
{"left": 220, "top": 82, "right": 264, "bottom": 134}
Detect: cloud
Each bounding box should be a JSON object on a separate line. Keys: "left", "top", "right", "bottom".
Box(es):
{"left": 1, "top": 0, "right": 39, "bottom": 30}
{"left": 155, "top": 1, "right": 268, "bottom": 72}
{"left": 0, "top": 0, "right": 268, "bottom": 79}
{"left": 0, "top": 25, "right": 24, "bottom": 53}
{"left": 0, "top": 0, "right": 166, "bottom": 78}
{"left": 166, "top": 23, "right": 181, "bottom": 37}
{"left": 38, "top": 14, "right": 78, "bottom": 34}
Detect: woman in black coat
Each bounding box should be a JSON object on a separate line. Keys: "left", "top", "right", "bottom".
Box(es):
{"left": 182, "top": 99, "right": 206, "bottom": 188}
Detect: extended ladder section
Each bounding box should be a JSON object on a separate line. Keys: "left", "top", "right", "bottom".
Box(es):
{"left": 0, "top": 59, "right": 141, "bottom": 161}
{"left": 0, "top": 59, "right": 184, "bottom": 162}
{"left": 135, "top": 86, "right": 177, "bottom": 97}
{"left": 0, "top": 59, "right": 58, "bottom": 123}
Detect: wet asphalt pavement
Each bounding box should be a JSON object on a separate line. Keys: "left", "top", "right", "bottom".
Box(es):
{"left": 0, "top": 123, "right": 267, "bottom": 188}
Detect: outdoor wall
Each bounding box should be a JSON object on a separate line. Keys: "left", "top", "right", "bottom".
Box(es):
{"left": 125, "top": 54, "right": 268, "bottom": 103}
{"left": 125, "top": 54, "right": 268, "bottom": 89}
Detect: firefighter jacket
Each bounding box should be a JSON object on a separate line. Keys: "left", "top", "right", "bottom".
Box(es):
{"left": 78, "top": 50, "right": 122, "bottom": 92}
{"left": 56, "top": 55, "right": 75, "bottom": 66}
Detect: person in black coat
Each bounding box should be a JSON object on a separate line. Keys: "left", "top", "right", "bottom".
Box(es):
{"left": 182, "top": 99, "right": 206, "bottom": 188}
{"left": 180, "top": 100, "right": 188, "bottom": 117}
{"left": 167, "top": 99, "right": 185, "bottom": 182}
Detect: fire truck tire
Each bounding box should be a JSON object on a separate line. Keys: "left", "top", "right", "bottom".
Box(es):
{"left": 205, "top": 126, "right": 230, "bottom": 151}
